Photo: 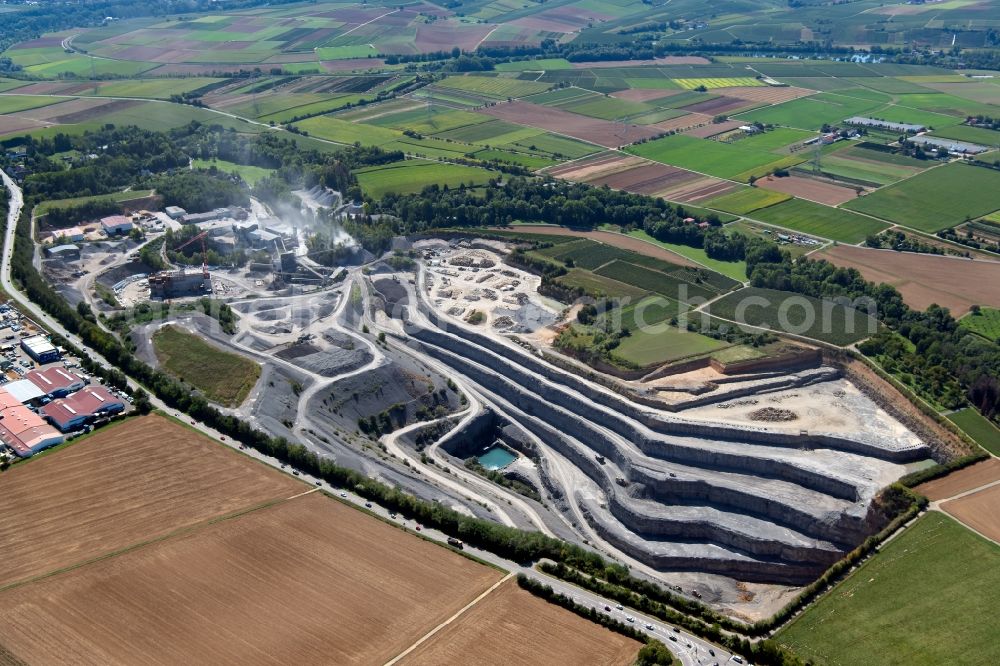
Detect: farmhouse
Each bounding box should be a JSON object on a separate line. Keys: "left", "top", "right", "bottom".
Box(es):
{"left": 20, "top": 335, "right": 60, "bottom": 364}
{"left": 42, "top": 386, "right": 126, "bottom": 432}
{"left": 845, "top": 117, "right": 925, "bottom": 133}
{"left": 26, "top": 366, "right": 86, "bottom": 398}
{"left": 100, "top": 215, "right": 134, "bottom": 236}
{"left": 0, "top": 388, "right": 64, "bottom": 457}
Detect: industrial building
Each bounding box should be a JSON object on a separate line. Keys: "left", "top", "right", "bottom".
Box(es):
{"left": 20, "top": 335, "right": 60, "bottom": 364}
{"left": 26, "top": 366, "right": 86, "bottom": 398}
{"left": 45, "top": 244, "right": 81, "bottom": 260}
{"left": 908, "top": 135, "right": 990, "bottom": 155}
{"left": 100, "top": 215, "right": 134, "bottom": 236}
{"left": 148, "top": 268, "right": 212, "bottom": 299}
{"left": 845, "top": 116, "right": 925, "bottom": 133}
{"left": 2, "top": 378, "right": 46, "bottom": 405}
{"left": 0, "top": 388, "right": 64, "bottom": 457}
{"left": 42, "top": 386, "right": 126, "bottom": 432}
{"left": 165, "top": 206, "right": 187, "bottom": 219}
{"left": 51, "top": 226, "right": 85, "bottom": 243}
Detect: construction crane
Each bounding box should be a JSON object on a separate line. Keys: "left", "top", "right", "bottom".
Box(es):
{"left": 174, "top": 230, "right": 210, "bottom": 278}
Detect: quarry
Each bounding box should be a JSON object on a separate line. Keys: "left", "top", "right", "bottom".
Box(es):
{"left": 41, "top": 196, "right": 937, "bottom": 620}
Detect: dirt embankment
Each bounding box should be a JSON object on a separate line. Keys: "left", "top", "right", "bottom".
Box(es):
{"left": 828, "top": 352, "right": 971, "bottom": 460}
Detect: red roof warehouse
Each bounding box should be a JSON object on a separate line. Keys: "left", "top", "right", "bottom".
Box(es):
{"left": 26, "top": 366, "right": 86, "bottom": 398}
{"left": 41, "top": 386, "right": 126, "bottom": 432}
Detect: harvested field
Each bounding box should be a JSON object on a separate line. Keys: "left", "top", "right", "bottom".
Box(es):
{"left": 723, "top": 86, "right": 814, "bottom": 104}
{"left": 755, "top": 174, "right": 861, "bottom": 205}
{"left": 503, "top": 225, "right": 699, "bottom": 268}
{"left": 663, "top": 177, "right": 740, "bottom": 203}
{"left": 0, "top": 115, "right": 48, "bottom": 136}
{"left": 682, "top": 95, "right": 753, "bottom": 115}
{"left": 915, "top": 458, "right": 1000, "bottom": 501}
{"left": 611, "top": 88, "right": 686, "bottom": 102}
{"left": 49, "top": 98, "right": 144, "bottom": 124}
{"left": 480, "top": 100, "right": 661, "bottom": 148}
{"left": 0, "top": 492, "right": 502, "bottom": 666}
{"left": 589, "top": 162, "right": 698, "bottom": 196}
{"left": 942, "top": 484, "right": 1000, "bottom": 542}
{"left": 0, "top": 415, "right": 299, "bottom": 589}
{"left": 818, "top": 244, "right": 1000, "bottom": 315}
{"left": 685, "top": 119, "right": 744, "bottom": 138}
{"left": 544, "top": 153, "right": 642, "bottom": 180}
{"left": 654, "top": 112, "right": 710, "bottom": 133}
{"left": 400, "top": 579, "right": 640, "bottom": 666}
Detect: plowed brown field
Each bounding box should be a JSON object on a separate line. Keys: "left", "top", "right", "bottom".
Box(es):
{"left": 756, "top": 174, "right": 860, "bottom": 205}
{"left": 942, "top": 484, "right": 1000, "bottom": 542}
{"left": 399, "top": 578, "right": 641, "bottom": 666}
{"left": 818, "top": 244, "right": 1000, "bottom": 315}
{"left": 0, "top": 414, "right": 299, "bottom": 588}
{"left": 915, "top": 458, "right": 1000, "bottom": 501}
{"left": 0, "top": 492, "right": 502, "bottom": 665}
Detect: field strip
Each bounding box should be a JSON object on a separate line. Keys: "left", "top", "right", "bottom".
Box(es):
{"left": 383, "top": 572, "right": 514, "bottom": 666}
{"left": 936, "top": 478, "right": 1000, "bottom": 503}
{"left": 340, "top": 9, "right": 399, "bottom": 38}
{"left": 0, "top": 492, "right": 308, "bottom": 595}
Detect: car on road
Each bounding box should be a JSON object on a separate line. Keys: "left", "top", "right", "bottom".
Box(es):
{"left": 314, "top": 481, "right": 321, "bottom": 486}
{"left": 615, "top": 604, "right": 623, "bottom": 610}
{"left": 669, "top": 636, "right": 677, "bottom": 642}
{"left": 292, "top": 471, "right": 300, "bottom": 476}
{"left": 625, "top": 616, "right": 634, "bottom": 623}
{"left": 645, "top": 623, "right": 654, "bottom": 631}
{"left": 604, "top": 605, "right": 611, "bottom": 612}
{"left": 730, "top": 657, "right": 744, "bottom": 664}
{"left": 389, "top": 512, "right": 397, "bottom": 519}
{"left": 340, "top": 492, "right": 347, "bottom": 498}
{"left": 364, "top": 502, "right": 372, "bottom": 508}
{"left": 709, "top": 649, "right": 715, "bottom": 657}
{"left": 672, "top": 627, "right": 680, "bottom": 633}
{"left": 415, "top": 525, "right": 421, "bottom": 531}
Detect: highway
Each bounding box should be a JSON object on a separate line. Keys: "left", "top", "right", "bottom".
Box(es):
{"left": 1, "top": 168, "right": 734, "bottom": 666}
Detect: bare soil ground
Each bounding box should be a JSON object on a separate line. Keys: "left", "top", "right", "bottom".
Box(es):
{"left": 0, "top": 115, "right": 47, "bottom": 136}
{"left": 685, "top": 119, "right": 745, "bottom": 138}
{"left": 941, "top": 484, "right": 1000, "bottom": 542}
{"left": 683, "top": 96, "right": 755, "bottom": 115}
{"left": 0, "top": 414, "right": 299, "bottom": 588}
{"left": 756, "top": 174, "right": 861, "bottom": 205}
{"left": 723, "top": 86, "right": 815, "bottom": 104}
{"left": 818, "top": 244, "right": 1000, "bottom": 315}
{"left": 665, "top": 178, "right": 740, "bottom": 202}
{"left": 545, "top": 153, "right": 643, "bottom": 181}
{"left": 916, "top": 458, "right": 1000, "bottom": 500}
{"left": 399, "top": 578, "right": 641, "bottom": 666}
{"left": 0, "top": 492, "right": 502, "bottom": 666}
{"left": 480, "top": 100, "right": 662, "bottom": 148}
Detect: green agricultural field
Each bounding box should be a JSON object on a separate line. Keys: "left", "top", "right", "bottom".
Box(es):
{"left": 561, "top": 96, "right": 656, "bottom": 121}
{"left": 258, "top": 95, "right": 372, "bottom": 123}
{"left": 0, "top": 95, "right": 62, "bottom": 114}
{"left": 494, "top": 58, "right": 573, "bottom": 72}
{"left": 88, "top": 78, "right": 223, "bottom": 100}
{"left": 626, "top": 134, "right": 802, "bottom": 182}
{"left": 843, "top": 162, "right": 1000, "bottom": 232}
{"left": 959, "top": 306, "right": 1000, "bottom": 342}
{"left": 594, "top": 260, "right": 719, "bottom": 302}
{"left": 612, "top": 323, "right": 728, "bottom": 367}
{"left": 35, "top": 189, "right": 155, "bottom": 215}
{"left": 354, "top": 161, "right": 495, "bottom": 198}
{"left": 706, "top": 286, "right": 878, "bottom": 345}
{"left": 192, "top": 159, "right": 274, "bottom": 186}
{"left": 296, "top": 115, "right": 401, "bottom": 145}
{"left": 626, "top": 230, "right": 748, "bottom": 281}
{"left": 927, "top": 124, "right": 1000, "bottom": 146}
{"left": 751, "top": 198, "right": 889, "bottom": 243}
{"left": 153, "top": 324, "right": 261, "bottom": 407}
{"left": 509, "top": 132, "right": 601, "bottom": 159}
{"left": 947, "top": 407, "right": 1000, "bottom": 455}
{"left": 435, "top": 75, "right": 551, "bottom": 99}
{"left": 778, "top": 512, "right": 1000, "bottom": 666}
{"left": 735, "top": 92, "right": 883, "bottom": 130}
{"left": 370, "top": 107, "right": 490, "bottom": 135}
{"left": 0, "top": 79, "right": 27, "bottom": 92}
{"left": 733, "top": 127, "right": 814, "bottom": 152}
{"left": 704, "top": 187, "right": 790, "bottom": 215}
{"left": 556, "top": 268, "right": 649, "bottom": 300}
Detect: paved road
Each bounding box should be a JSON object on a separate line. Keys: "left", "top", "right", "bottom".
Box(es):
{"left": 1, "top": 169, "right": 732, "bottom": 666}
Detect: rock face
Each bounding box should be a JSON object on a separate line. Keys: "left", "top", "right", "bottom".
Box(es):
{"left": 401, "top": 302, "right": 928, "bottom": 585}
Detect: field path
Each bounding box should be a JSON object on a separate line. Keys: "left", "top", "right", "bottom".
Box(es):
{"left": 384, "top": 572, "right": 514, "bottom": 666}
